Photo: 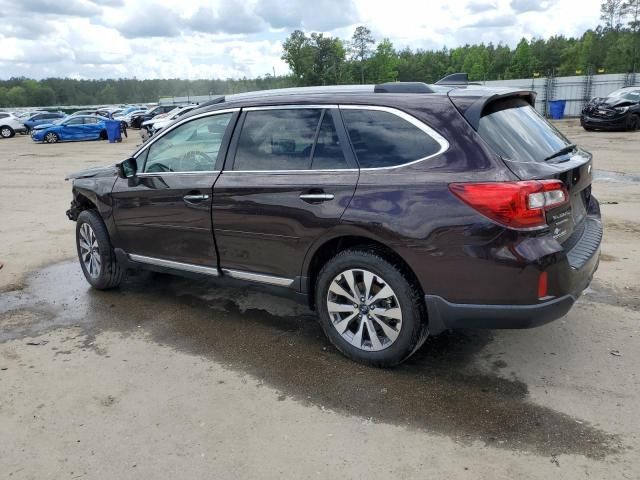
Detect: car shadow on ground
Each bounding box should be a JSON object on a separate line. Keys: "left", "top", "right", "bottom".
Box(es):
{"left": 0, "top": 262, "right": 621, "bottom": 459}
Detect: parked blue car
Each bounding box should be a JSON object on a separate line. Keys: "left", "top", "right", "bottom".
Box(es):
{"left": 23, "top": 112, "right": 66, "bottom": 132}
{"left": 31, "top": 115, "right": 107, "bottom": 143}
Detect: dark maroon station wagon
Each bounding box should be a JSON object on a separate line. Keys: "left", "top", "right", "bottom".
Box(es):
{"left": 66, "top": 77, "right": 602, "bottom": 367}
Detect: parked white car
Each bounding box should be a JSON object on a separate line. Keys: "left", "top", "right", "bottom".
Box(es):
{"left": 0, "top": 112, "right": 27, "bottom": 138}
{"left": 140, "top": 104, "right": 198, "bottom": 141}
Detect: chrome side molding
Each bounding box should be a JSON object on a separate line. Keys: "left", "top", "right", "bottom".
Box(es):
{"left": 221, "top": 269, "right": 294, "bottom": 287}
{"left": 128, "top": 254, "right": 294, "bottom": 287}
{"left": 128, "top": 254, "right": 220, "bottom": 276}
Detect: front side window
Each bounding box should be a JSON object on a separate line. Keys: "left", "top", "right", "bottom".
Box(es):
{"left": 311, "top": 111, "right": 349, "bottom": 170}
{"left": 65, "top": 117, "right": 84, "bottom": 125}
{"left": 143, "top": 113, "right": 232, "bottom": 173}
{"left": 341, "top": 109, "right": 443, "bottom": 168}
{"left": 233, "top": 109, "right": 322, "bottom": 171}
{"left": 83, "top": 117, "right": 99, "bottom": 124}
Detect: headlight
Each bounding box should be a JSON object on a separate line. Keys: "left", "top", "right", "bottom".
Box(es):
{"left": 614, "top": 106, "right": 629, "bottom": 113}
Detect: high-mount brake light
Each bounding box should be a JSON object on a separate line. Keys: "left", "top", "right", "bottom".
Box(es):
{"left": 448, "top": 180, "right": 568, "bottom": 230}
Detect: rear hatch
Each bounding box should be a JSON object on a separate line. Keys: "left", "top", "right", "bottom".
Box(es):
{"left": 473, "top": 96, "right": 592, "bottom": 244}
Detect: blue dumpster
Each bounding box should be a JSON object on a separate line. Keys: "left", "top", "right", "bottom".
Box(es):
{"left": 105, "top": 119, "right": 122, "bottom": 143}
{"left": 549, "top": 100, "right": 567, "bottom": 120}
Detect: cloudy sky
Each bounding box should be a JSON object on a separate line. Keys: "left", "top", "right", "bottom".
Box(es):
{"left": 0, "top": 0, "right": 602, "bottom": 80}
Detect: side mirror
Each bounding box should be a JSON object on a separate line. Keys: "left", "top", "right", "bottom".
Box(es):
{"left": 117, "top": 157, "right": 137, "bottom": 179}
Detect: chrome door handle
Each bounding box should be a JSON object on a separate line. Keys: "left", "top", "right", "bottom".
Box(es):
{"left": 183, "top": 194, "right": 210, "bottom": 202}
{"left": 299, "top": 193, "right": 335, "bottom": 202}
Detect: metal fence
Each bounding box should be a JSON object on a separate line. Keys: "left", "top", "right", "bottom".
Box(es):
{"left": 158, "top": 72, "right": 640, "bottom": 117}
{"left": 482, "top": 72, "right": 639, "bottom": 117}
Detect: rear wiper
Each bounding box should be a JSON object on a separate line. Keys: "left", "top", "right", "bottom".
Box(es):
{"left": 543, "top": 144, "right": 577, "bottom": 162}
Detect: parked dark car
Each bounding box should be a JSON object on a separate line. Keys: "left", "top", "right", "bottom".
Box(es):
{"left": 581, "top": 86, "right": 640, "bottom": 130}
{"left": 129, "top": 105, "right": 177, "bottom": 129}
{"left": 65, "top": 81, "right": 602, "bottom": 367}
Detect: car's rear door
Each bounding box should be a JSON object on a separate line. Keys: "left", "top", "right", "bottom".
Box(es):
{"left": 111, "top": 109, "right": 239, "bottom": 268}
{"left": 211, "top": 106, "right": 359, "bottom": 284}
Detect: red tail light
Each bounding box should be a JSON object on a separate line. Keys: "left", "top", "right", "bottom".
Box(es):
{"left": 449, "top": 180, "right": 568, "bottom": 230}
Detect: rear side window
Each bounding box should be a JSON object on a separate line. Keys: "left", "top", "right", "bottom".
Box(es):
{"left": 233, "top": 109, "right": 321, "bottom": 171}
{"left": 478, "top": 98, "right": 572, "bottom": 163}
{"left": 341, "top": 109, "right": 443, "bottom": 168}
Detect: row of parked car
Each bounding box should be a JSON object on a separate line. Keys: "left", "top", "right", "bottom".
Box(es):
{"left": 0, "top": 103, "right": 200, "bottom": 144}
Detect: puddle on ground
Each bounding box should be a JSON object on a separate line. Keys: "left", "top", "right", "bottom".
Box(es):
{"left": 0, "top": 262, "right": 622, "bottom": 459}
{"left": 594, "top": 169, "right": 640, "bottom": 184}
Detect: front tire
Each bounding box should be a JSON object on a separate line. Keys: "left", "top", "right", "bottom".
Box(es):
{"left": 44, "top": 132, "right": 59, "bottom": 143}
{"left": 315, "top": 249, "right": 428, "bottom": 367}
{"left": 0, "top": 126, "right": 14, "bottom": 138}
{"left": 76, "top": 210, "right": 124, "bottom": 289}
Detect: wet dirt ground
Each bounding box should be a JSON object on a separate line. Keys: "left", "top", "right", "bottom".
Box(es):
{"left": 1, "top": 122, "right": 639, "bottom": 479}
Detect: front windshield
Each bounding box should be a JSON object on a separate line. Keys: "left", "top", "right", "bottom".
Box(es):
{"left": 478, "top": 98, "right": 572, "bottom": 163}
{"left": 608, "top": 88, "right": 640, "bottom": 101}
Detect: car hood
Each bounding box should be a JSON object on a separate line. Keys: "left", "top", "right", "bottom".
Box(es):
{"left": 588, "top": 97, "right": 635, "bottom": 108}
{"left": 33, "top": 123, "right": 57, "bottom": 130}
{"left": 65, "top": 164, "right": 117, "bottom": 180}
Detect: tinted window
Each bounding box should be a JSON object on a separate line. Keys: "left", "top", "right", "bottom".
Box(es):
{"left": 65, "top": 118, "right": 84, "bottom": 125}
{"left": 233, "top": 109, "right": 321, "bottom": 171}
{"left": 478, "top": 98, "right": 572, "bottom": 163}
{"left": 143, "top": 113, "right": 232, "bottom": 173}
{"left": 341, "top": 109, "right": 442, "bottom": 168}
{"left": 311, "top": 111, "right": 348, "bottom": 170}
{"left": 0, "top": 113, "right": 8, "bottom": 119}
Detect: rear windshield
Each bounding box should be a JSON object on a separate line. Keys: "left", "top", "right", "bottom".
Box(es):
{"left": 477, "top": 98, "right": 572, "bottom": 163}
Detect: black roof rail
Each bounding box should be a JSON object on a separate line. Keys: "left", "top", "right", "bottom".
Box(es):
{"left": 195, "top": 95, "right": 226, "bottom": 109}
{"left": 374, "top": 82, "right": 434, "bottom": 93}
{"left": 435, "top": 73, "right": 469, "bottom": 85}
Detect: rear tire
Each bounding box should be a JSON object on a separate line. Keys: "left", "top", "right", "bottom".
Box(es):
{"left": 99, "top": 129, "right": 107, "bottom": 140}
{"left": 76, "top": 210, "right": 124, "bottom": 289}
{"left": 0, "top": 126, "right": 14, "bottom": 138}
{"left": 315, "top": 249, "right": 428, "bottom": 367}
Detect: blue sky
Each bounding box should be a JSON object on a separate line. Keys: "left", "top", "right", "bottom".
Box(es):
{"left": 0, "top": 0, "right": 603, "bottom": 80}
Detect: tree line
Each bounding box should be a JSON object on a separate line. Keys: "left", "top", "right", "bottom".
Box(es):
{"left": 0, "top": 0, "right": 638, "bottom": 108}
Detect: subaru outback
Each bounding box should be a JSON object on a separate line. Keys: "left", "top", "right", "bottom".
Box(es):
{"left": 66, "top": 78, "right": 602, "bottom": 367}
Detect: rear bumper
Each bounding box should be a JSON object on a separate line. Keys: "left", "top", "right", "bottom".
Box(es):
{"left": 426, "top": 215, "right": 602, "bottom": 335}
{"left": 425, "top": 293, "right": 576, "bottom": 334}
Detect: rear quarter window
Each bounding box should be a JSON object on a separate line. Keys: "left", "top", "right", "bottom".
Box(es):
{"left": 477, "top": 98, "right": 572, "bottom": 163}
{"left": 341, "top": 108, "right": 444, "bottom": 168}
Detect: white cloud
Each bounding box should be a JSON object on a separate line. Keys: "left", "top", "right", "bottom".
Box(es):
{"left": 0, "top": 0, "right": 603, "bottom": 80}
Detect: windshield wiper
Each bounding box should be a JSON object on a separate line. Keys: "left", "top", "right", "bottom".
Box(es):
{"left": 543, "top": 144, "right": 577, "bottom": 162}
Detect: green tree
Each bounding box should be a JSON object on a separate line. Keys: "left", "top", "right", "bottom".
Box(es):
{"left": 601, "top": 0, "right": 626, "bottom": 30}
{"left": 350, "top": 26, "right": 375, "bottom": 84}
{"left": 6, "top": 86, "right": 27, "bottom": 107}
{"left": 368, "top": 39, "right": 398, "bottom": 83}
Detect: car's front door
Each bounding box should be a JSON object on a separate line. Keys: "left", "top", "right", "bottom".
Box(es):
{"left": 212, "top": 106, "right": 359, "bottom": 284}
{"left": 59, "top": 117, "right": 85, "bottom": 140}
{"left": 111, "top": 109, "right": 238, "bottom": 267}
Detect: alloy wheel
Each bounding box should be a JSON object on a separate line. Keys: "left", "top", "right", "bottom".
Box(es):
{"left": 1, "top": 127, "right": 11, "bottom": 138}
{"left": 79, "top": 223, "right": 101, "bottom": 279}
{"left": 45, "top": 133, "right": 57, "bottom": 143}
{"left": 326, "top": 269, "right": 402, "bottom": 351}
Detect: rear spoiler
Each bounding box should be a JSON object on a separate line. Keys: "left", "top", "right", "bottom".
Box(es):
{"left": 447, "top": 89, "right": 536, "bottom": 130}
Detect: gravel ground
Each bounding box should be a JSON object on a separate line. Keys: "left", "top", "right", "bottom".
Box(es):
{"left": 0, "top": 121, "right": 639, "bottom": 479}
